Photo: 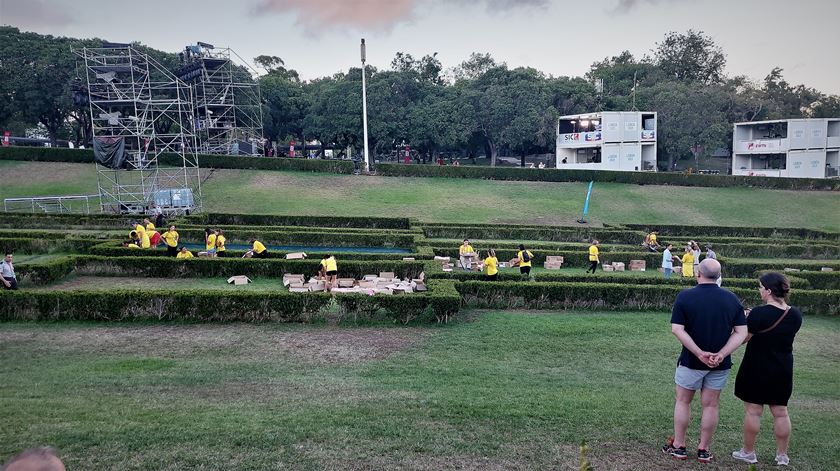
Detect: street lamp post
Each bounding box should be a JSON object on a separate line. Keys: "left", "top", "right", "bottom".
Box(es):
{"left": 360, "top": 38, "right": 370, "bottom": 173}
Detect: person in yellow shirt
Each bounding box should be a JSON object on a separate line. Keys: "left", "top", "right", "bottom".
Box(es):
{"left": 681, "top": 246, "right": 695, "bottom": 277}
{"left": 129, "top": 221, "right": 145, "bottom": 241}
{"left": 459, "top": 239, "right": 476, "bottom": 271}
{"left": 483, "top": 249, "right": 499, "bottom": 281}
{"left": 244, "top": 239, "right": 268, "bottom": 258}
{"left": 320, "top": 254, "right": 338, "bottom": 291}
{"left": 517, "top": 244, "right": 533, "bottom": 280}
{"left": 143, "top": 218, "right": 155, "bottom": 233}
{"left": 587, "top": 240, "right": 600, "bottom": 274}
{"left": 122, "top": 241, "right": 140, "bottom": 249}
{"left": 161, "top": 225, "right": 179, "bottom": 257}
{"left": 202, "top": 228, "right": 217, "bottom": 257}
{"left": 176, "top": 246, "right": 194, "bottom": 259}
{"left": 215, "top": 229, "right": 227, "bottom": 257}
{"left": 139, "top": 229, "right": 151, "bottom": 249}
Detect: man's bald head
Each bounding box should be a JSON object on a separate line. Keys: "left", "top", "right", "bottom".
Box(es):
{"left": 2, "top": 447, "right": 65, "bottom": 471}
{"left": 698, "top": 259, "right": 721, "bottom": 282}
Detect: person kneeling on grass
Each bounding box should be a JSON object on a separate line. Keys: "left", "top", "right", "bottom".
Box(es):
{"left": 483, "top": 249, "right": 498, "bottom": 281}
{"left": 516, "top": 244, "right": 533, "bottom": 281}
{"left": 176, "top": 246, "right": 194, "bottom": 259}
{"left": 147, "top": 228, "right": 161, "bottom": 248}
{"left": 122, "top": 240, "right": 141, "bottom": 249}
{"left": 320, "top": 254, "right": 338, "bottom": 291}
{"left": 243, "top": 239, "right": 268, "bottom": 259}
{"left": 139, "top": 228, "right": 151, "bottom": 249}
{"left": 161, "top": 225, "right": 179, "bottom": 257}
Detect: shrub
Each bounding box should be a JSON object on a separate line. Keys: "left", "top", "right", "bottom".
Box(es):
{"left": 15, "top": 256, "right": 77, "bottom": 286}
{"left": 375, "top": 162, "right": 840, "bottom": 191}
{"left": 0, "top": 237, "right": 102, "bottom": 255}
{"left": 422, "top": 225, "right": 645, "bottom": 244}
{"left": 186, "top": 213, "right": 412, "bottom": 229}
{"left": 625, "top": 223, "right": 840, "bottom": 241}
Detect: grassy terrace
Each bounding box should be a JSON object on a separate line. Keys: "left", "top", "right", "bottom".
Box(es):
{"left": 1, "top": 311, "right": 838, "bottom": 470}
{"left": 2, "top": 161, "right": 839, "bottom": 230}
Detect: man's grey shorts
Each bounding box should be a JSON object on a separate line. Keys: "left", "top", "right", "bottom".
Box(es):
{"left": 674, "top": 365, "right": 730, "bottom": 391}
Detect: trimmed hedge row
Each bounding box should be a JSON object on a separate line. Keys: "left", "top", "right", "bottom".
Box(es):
{"left": 176, "top": 223, "right": 418, "bottom": 235}
{"left": 143, "top": 228, "right": 418, "bottom": 249}
{"left": 0, "top": 146, "right": 355, "bottom": 174}
{"left": 15, "top": 256, "right": 77, "bottom": 286}
{"left": 73, "top": 256, "right": 426, "bottom": 281}
{"left": 0, "top": 213, "right": 135, "bottom": 230}
{"left": 455, "top": 281, "right": 837, "bottom": 315}
{"left": 0, "top": 237, "right": 103, "bottom": 254}
{"left": 422, "top": 226, "right": 645, "bottom": 244}
{"left": 430, "top": 247, "right": 662, "bottom": 267}
{"left": 0, "top": 279, "right": 459, "bottom": 324}
{"left": 426, "top": 269, "right": 811, "bottom": 289}
{"left": 89, "top": 242, "right": 429, "bottom": 261}
{"left": 625, "top": 223, "right": 840, "bottom": 241}
{"left": 721, "top": 259, "right": 840, "bottom": 278}
{"left": 375, "top": 162, "right": 840, "bottom": 191}
{"left": 786, "top": 271, "right": 840, "bottom": 290}
{"left": 184, "top": 213, "right": 413, "bottom": 230}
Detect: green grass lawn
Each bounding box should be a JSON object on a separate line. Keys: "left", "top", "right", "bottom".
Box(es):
{"left": 1, "top": 311, "right": 838, "bottom": 470}
{"left": 2, "top": 161, "right": 839, "bottom": 231}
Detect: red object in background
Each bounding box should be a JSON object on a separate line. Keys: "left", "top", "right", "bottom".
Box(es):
{"left": 289, "top": 139, "right": 296, "bottom": 157}
{"left": 403, "top": 145, "right": 411, "bottom": 164}
{"left": 2, "top": 131, "right": 9, "bottom": 146}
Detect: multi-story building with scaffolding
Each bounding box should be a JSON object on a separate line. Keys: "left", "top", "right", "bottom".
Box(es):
{"left": 556, "top": 111, "right": 658, "bottom": 171}
{"left": 74, "top": 42, "right": 201, "bottom": 215}
{"left": 176, "top": 42, "right": 263, "bottom": 155}
{"left": 731, "top": 118, "right": 840, "bottom": 179}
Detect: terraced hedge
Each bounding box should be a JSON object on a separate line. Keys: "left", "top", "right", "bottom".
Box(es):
{"left": 375, "top": 162, "right": 840, "bottom": 191}
{"left": 625, "top": 223, "right": 840, "bottom": 241}
{"left": 0, "top": 237, "right": 103, "bottom": 254}
{"left": 89, "top": 242, "right": 429, "bottom": 261}
{"left": 186, "top": 213, "right": 412, "bottom": 230}
{"left": 421, "top": 225, "right": 644, "bottom": 244}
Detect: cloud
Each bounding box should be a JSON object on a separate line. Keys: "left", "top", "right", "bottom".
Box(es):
{"left": 0, "top": 0, "right": 74, "bottom": 30}
{"left": 252, "top": 0, "right": 548, "bottom": 33}
{"left": 610, "top": 0, "right": 692, "bottom": 14}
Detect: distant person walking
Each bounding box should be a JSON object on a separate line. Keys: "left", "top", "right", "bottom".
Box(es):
{"left": 681, "top": 246, "right": 694, "bottom": 278}
{"left": 2, "top": 252, "right": 18, "bottom": 290}
{"left": 459, "top": 239, "right": 475, "bottom": 271}
{"left": 663, "top": 259, "right": 747, "bottom": 463}
{"left": 731, "top": 272, "right": 802, "bottom": 467}
{"left": 483, "top": 249, "right": 499, "bottom": 281}
{"left": 586, "top": 240, "right": 600, "bottom": 274}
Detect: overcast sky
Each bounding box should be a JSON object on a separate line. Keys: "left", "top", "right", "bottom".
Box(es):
{"left": 1, "top": 0, "right": 838, "bottom": 94}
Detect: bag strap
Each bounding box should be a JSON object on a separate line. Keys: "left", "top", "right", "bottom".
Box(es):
{"left": 757, "top": 307, "right": 791, "bottom": 334}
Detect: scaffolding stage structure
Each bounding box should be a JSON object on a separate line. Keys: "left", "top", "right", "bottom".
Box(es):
{"left": 176, "top": 42, "right": 263, "bottom": 155}
{"left": 74, "top": 43, "right": 202, "bottom": 215}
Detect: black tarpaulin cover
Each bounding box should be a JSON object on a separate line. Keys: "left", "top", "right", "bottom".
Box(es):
{"left": 93, "top": 136, "right": 126, "bottom": 169}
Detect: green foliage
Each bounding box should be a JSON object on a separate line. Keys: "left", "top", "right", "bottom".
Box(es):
{"left": 15, "top": 256, "right": 76, "bottom": 285}
{"left": 375, "top": 163, "right": 840, "bottom": 190}
{"left": 624, "top": 223, "right": 840, "bottom": 241}
{"left": 194, "top": 213, "right": 411, "bottom": 229}
{"left": 0, "top": 237, "right": 101, "bottom": 254}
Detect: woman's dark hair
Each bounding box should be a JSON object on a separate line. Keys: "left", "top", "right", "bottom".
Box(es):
{"left": 518, "top": 244, "right": 525, "bottom": 250}
{"left": 760, "top": 271, "right": 790, "bottom": 300}
{"left": 205, "top": 227, "right": 211, "bottom": 235}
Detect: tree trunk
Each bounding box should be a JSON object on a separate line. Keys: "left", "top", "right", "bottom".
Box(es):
{"left": 666, "top": 152, "right": 676, "bottom": 172}
{"left": 520, "top": 152, "right": 526, "bottom": 168}
{"left": 486, "top": 139, "right": 497, "bottom": 167}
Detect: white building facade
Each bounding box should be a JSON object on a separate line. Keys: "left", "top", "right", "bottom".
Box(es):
{"left": 556, "top": 111, "right": 657, "bottom": 172}
{"left": 732, "top": 118, "right": 840, "bottom": 179}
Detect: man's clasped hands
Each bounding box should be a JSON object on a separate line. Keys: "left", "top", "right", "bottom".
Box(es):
{"left": 697, "top": 351, "right": 724, "bottom": 368}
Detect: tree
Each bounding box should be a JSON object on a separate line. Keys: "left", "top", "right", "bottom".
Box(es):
{"left": 653, "top": 30, "right": 726, "bottom": 84}
{"left": 451, "top": 52, "right": 499, "bottom": 82}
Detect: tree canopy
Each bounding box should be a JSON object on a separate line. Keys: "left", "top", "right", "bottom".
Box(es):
{"left": 1, "top": 26, "right": 838, "bottom": 168}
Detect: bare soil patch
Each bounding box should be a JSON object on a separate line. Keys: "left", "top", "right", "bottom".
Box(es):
{"left": 0, "top": 324, "right": 431, "bottom": 365}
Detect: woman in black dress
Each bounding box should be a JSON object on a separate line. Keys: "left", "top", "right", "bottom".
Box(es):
{"left": 731, "top": 272, "right": 802, "bottom": 467}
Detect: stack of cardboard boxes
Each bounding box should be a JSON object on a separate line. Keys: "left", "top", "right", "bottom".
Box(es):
{"left": 283, "top": 271, "right": 426, "bottom": 295}
{"left": 629, "top": 260, "right": 646, "bottom": 271}
{"left": 544, "top": 256, "right": 564, "bottom": 270}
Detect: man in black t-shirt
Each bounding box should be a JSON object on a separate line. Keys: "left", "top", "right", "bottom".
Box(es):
{"left": 662, "top": 259, "right": 747, "bottom": 463}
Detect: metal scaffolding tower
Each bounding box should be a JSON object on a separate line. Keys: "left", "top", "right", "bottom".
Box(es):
{"left": 74, "top": 43, "right": 202, "bottom": 215}
{"left": 176, "top": 42, "right": 263, "bottom": 155}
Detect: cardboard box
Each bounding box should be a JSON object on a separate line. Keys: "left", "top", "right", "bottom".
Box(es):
{"left": 822, "top": 267, "right": 834, "bottom": 272}
{"left": 358, "top": 280, "right": 376, "bottom": 289}
{"left": 285, "top": 252, "right": 307, "bottom": 260}
{"left": 379, "top": 272, "right": 395, "bottom": 280}
{"left": 545, "top": 256, "right": 564, "bottom": 263}
{"left": 498, "top": 262, "right": 508, "bottom": 268}
{"left": 613, "top": 262, "right": 625, "bottom": 272}
{"left": 288, "top": 287, "right": 310, "bottom": 293}
{"left": 629, "top": 260, "right": 646, "bottom": 271}
{"left": 226, "top": 275, "right": 251, "bottom": 285}
{"left": 337, "top": 279, "right": 355, "bottom": 288}
{"left": 289, "top": 282, "right": 306, "bottom": 289}
{"left": 603, "top": 264, "right": 615, "bottom": 272}
{"left": 402, "top": 257, "right": 416, "bottom": 261}
{"left": 413, "top": 282, "right": 427, "bottom": 292}
{"left": 363, "top": 274, "right": 378, "bottom": 281}
{"left": 442, "top": 267, "right": 453, "bottom": 272}
{"left": 783, "top": 268, "right": 801, "bottom": 273}
{"left": 434, "top": 256, "right": 450, "bottom": 262}
{"left": 308, "top": 281, "right": 326, "bottom": 292}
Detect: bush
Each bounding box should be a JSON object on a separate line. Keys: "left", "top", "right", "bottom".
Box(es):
{"left": 721, "top": 259, "right": 840, "bottom": 278}
{"left": 0, "top": 237, "right": 102, "bottom": 255}
{"left": 0, "top": 213, "right": 136, "bottom": 230}
{"left": 186, "top": 213, "right": 412, "bottom": 229}
{"left": 89, "top": 242, "right": 430, "bottom": 261}
{"left": 762, "top": 271, "right": 840, "bottom": 290}
{"left": 375, "top": 162, "right": 840, "bottom": 191}
{"left": 431, "top": 247, "right": 661, "bottom": 267}
{"left": 0, "top": 146, "right": 355, "bottom": 174}
{"left": 15, "top": 256, "right": 77, "bottom": 286}
{"left": 156, "top": 228, "right": 417, "bottom": 249}
{"left": 625, "top": 223, "right": 840, "bottom": 241}
{"left": 455, "top": 280, "right": 836, "bottom": 315}
{"left": 422, "top": 225, "right": 644, "bottom": 244}
{"left": 74, "top": 255, "right": 426, "bottom": 280}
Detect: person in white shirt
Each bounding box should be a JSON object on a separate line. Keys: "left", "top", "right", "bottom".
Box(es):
{"left": 662, "top": 244, "right": 678, "bottom": 279}
{"left": 2, "top": 252, "right": 18, "bottom": 290}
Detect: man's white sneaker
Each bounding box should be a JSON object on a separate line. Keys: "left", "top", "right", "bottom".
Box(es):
{"left": 732, "top": 449, "right": 758, "bottom": 464}
{"left": 775, "top": 453, "right": 790, "bottom": 466}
